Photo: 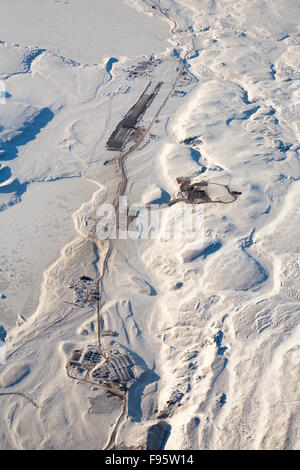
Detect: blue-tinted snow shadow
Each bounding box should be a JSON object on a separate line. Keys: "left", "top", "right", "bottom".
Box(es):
{"left": 0, "top": 91, "right": 12, "bottom": 100}
{"left": 219, "top": 393, "right": 227, "bottom": 406}
{"left": 214, "top": 330, "right": 228, "bottom": 356}
{"left": 189, "top": 49, "right": 200, "bottom": 59}
{"left": 199, "top": 241, "right": 222, "bottom": 259}
{"left": 128, "top": 366, "right": 160, "bottom": 422}
{"left": 105, "top": 57, "right": 118, "bottom": 80}
{"left": 151, "top": 188, "right": 171, "bottom": 205}
{"left": 0, "top": 107, "right": 54, "bottom": 160}
{"left": 188, "top": 241, "right": 222, "bottom": 262}
{"left": 0, "top": 166, "right": 11, "bottom": 184}
{"left": 0, "top": 179, "right": 27, "bottom": 196}
{"left": 189, "top": 147, "right": 201, "bottom": 164}
{"left": 121, "top": 341, "right": 160, "bottom": 422}
{"left": 146, "top": 421, "right": 171, "bottom": 450}
{"left": 226, "top": 106, "right": 260, "bottom": 126}
{"left": 0, "top": 326, "right": 7, "bottom": 342}
{"left": 0, "top": 107, "right": 54, "bottom": 198}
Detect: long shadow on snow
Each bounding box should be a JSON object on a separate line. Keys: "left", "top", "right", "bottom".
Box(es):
{"left": 128, "top": 367, "right": 160, "bottom": 422}
{"left": 0, "top": 165, "right": 12, "bottom": 184}
{"left": 0, "top": 107, "right": 54, "bottom": 161}
{"left": 151, "top": 188, "right": 171, "bottom": 205}
{"left": 0, "top": 179, "right": 27, "bottom": 196}
{"left": 119, "top": 342, "right": 160, "bottom": 422}
{"left": 226, "top": 106, "right": 260, "bottom": 126}
{"left": 0, "top": 108, "right": 54, "bottom": 199}
{"left": 105, "top": 57, "right": 118, "bottom": 81}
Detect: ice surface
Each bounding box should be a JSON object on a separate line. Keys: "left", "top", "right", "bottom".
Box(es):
{"left": 0, "top": 0, "right": 299, "bottom": 451}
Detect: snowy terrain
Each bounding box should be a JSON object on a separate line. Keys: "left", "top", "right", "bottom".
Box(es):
{"left": 0, "top": 0, "right": 299, "bottom": 450}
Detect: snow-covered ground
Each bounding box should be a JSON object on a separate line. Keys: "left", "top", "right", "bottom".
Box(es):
{"left": 0, "top": 0, "right": 299, "bottom": 450}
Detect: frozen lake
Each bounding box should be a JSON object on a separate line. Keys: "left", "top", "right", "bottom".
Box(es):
{"left": 0, "top": 0, "right": 171, "bottom": 331}
{"left": 0, "top": 177, "right": 98, "bottom": 330}
{"left": 0, "top": 0, "right": 170, "bottom": 63}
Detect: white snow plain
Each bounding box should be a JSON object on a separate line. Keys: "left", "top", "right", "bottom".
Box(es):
{"left": 0, "top": 0, "right": 300, "bottom": 450}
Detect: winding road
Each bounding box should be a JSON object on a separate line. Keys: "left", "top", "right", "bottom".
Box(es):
{"left": 93, "top": 0, "right": 196, "bottom": 449}
{"left": 1, "top": 0, "right": 239, "bottom": 451}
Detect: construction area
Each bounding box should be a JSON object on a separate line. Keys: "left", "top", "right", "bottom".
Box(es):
{"left": 106, "top": 81, "right": 162, "bottom": 151}
{"left": 67, "top": 276, "right": 100, "bottom": 307}
{"left": 67, "top": 345, "right": 136, "bottom": 398}
{"left": 175, "top": 177, "right": 242, "bottom": 205}
{"left": 65, "top": 270, "right": 136, "bottom": 400}
{"left": 176, "top": 177, "right": 211, "bottom": 203}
